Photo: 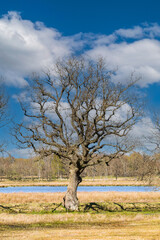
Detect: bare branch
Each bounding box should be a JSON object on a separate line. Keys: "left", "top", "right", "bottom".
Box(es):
{"left": 14, "top": 57, "right": 141, "bottom": 173}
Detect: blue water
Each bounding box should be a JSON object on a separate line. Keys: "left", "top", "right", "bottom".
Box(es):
{"left": 0, "top": 185, "right": 159, "bottom": 193}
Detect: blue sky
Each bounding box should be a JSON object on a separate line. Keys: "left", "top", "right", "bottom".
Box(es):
{"left": 1, "top": 0, "right": 160, "bottom": 35}
{"left": 1, "top": 0, "right": 160, "bottom": 157}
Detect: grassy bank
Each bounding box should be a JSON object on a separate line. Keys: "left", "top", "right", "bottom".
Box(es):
{"left": 0, "top": 177, "right": 159, "bottom": 187}
{"left": 0, "top": 191, "right": 160, "bottom": 204}
{"left": 0, "top": 191, "right": 160, "bottom": 213}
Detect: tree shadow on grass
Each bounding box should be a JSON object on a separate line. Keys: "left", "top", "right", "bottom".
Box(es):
{"left": 83, "top": 202, "right": 105, "bottom": 212}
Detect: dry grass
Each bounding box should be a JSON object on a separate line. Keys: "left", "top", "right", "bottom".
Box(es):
{"left": 0, "top": 179, "right": 68, "bottom": 187}
{"left": 1, "top": 227, "right": 160, "bottom": 240}
{"left": 0, "top": 177, "right": 159, "bottom": 187}
{"left": 0, "top": 191, "right": 160, "bottom": 204}
{"left": 0, "top": 212, "right": 160, "bottom": 239}
{"left": 78, "top": 191, "right": 160, "bottom": 203}
{"left": 0, "top": 212, "right": 159, "bottom": 225}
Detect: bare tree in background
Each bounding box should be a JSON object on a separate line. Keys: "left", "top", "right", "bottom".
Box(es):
{"left": 144, "top": 113, "right": 160, "bottom": 183}
{"left": 146, "top": 113, "right": 160, "bottom": 152}
{"left": 0, "top": 85, "right": 8, "bottom": 151}
{"left": 0, "top": 87, "right": 8, "bottom": 125}
{"left": 13, "top": 57, "right": 141, "bottom": 210}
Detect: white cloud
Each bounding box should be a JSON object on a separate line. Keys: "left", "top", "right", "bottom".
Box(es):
{"left": 127, "top": 116, "right": 160, "bottom": 152}
{"left": 0, "top": 12, "right": 76, "bottom": 86}
{"left": 10, "top": 148, "right": 35, "bottom": 158}
{"left": 87, "top": 39, "right": 160, "bottom": 86}
{"left": 131, "top": 117, "right": 154, "bottom": 138}
{"left": 143, "top": 23, "right": 160, "bottom": 38}
{"left": 93, "top": 34, "right": 117, "bottom": 46}
{"left": 115, "top": 23, "right": 160, "bottom": 39}
{"left": 1, "top": 12, "right": 160, "bottom": 87}
{"left": 115, "top": 26, "right": 144, "bottom": 39}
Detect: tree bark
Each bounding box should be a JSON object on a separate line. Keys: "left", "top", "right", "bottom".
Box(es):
{"left": 63, "top": 167, "right": 82, "bottom": 211}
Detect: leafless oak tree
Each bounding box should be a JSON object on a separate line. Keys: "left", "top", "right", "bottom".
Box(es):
{"left": 13, "top": 57, "right": 141, "bottom": 210}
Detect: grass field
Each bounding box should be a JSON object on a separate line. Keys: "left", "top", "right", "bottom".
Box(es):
{"left": 0, "top": 191, "right": 159, "bottom": 239}
{"left": 0, "top": 179, "right": 160, "bottom": 239}
{"left": 0, "top": 212, "right": 160, "bottom": 239}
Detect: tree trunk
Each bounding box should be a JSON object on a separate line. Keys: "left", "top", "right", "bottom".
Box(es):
{"left": 63, "top": 167, "right": 82, "bottom": 211}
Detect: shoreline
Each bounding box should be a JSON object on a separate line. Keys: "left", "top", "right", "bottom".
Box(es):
{"left": 0, "top": 178, "right": 159, "bottom": 187}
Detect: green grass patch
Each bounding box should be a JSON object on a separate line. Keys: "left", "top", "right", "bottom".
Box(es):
{"left": 0, "top": 201, "right": 160, "bottom": 214}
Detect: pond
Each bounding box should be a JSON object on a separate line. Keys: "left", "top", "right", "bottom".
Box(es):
{"left": 0, "top": 185, "right": 159, "bottom": 193}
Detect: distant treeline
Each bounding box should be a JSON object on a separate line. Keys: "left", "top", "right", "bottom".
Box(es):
{"left": 0, "top": 152, "right": 160, "bottom": 182}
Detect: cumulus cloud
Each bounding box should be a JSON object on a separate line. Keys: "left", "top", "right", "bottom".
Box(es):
{"left": 2, "top": 11, "right": 160, "bottom": 87}
{"left": 87, "top": 39, "right": 160, "bottom": 86}
{"left": 0, "top": 11, "right": 79, "bottom": 86}
{"left": 85, "top": 24, "right": 160, "bottom": 87}
{"left": 115, "top": 26, "right": 144, "bottom": 39}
